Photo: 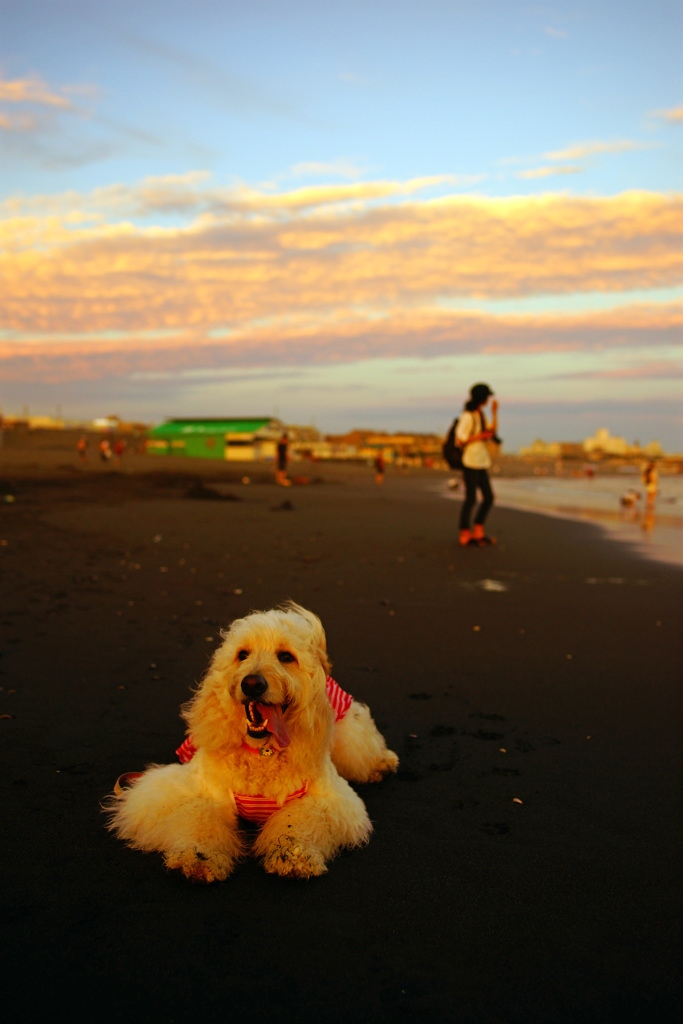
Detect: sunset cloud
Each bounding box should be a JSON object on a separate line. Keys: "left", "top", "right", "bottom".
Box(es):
{"left": 1, "top": 175, "right": 681, "bottom": 395}
{"left": 2, "top": 182, "right": 681, "bottom": 335}
{"left": 0, "top": 73, "right": 158, "bottom": 159}
{"left": 0, "top": 75, "right": 75, "bottom": 110}
{"left": 654, "top": 104, "right": 683, "bottom": 123}
{"left": 224, "top": 175, "right": 459, "bottom": 212}
{"left": 516, "top": 165, "right": 582, "bottom": 179}
{"left": 1, "top": 302, "right": 681, "bottom": 385}
{"left": 552, "top": 360, "right": 683, "bottom": 382}
{"left": 0, "top": 74, "right": 102, "bottom": 148}
{"left": 0, "top": 111, "right": 38, "bottom": 133}
{"left": 1, "top": 173, "right": 457, "bottom": 221}
{"left": 0, "top": 75, "right": 79, "bottom": 134}
{"left": 545, "top": 139, "right": 649, "bottom": 161}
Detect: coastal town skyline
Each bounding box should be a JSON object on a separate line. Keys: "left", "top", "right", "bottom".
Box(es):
{"left": 1, "top": 411, "right": 676, "bottom": 460}
{"left": 1, "top": 1, "right": 681, "bottom": 452}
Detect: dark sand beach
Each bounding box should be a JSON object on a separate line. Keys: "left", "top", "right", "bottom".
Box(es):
{"left": 1, "top": 450, "right": 681, "bottom": 1023}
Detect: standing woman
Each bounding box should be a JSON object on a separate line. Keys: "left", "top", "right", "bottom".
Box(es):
{"left": 455, "top": 383, "right": 498, "bottom": 546}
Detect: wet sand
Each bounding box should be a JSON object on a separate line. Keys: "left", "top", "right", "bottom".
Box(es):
{"left": 1, "top": 455, "right": 681, "bottom": 1023}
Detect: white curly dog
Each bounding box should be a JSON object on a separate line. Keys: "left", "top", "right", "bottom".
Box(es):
{"left": 106, "top": 602, "right": 398, "bottom": 881}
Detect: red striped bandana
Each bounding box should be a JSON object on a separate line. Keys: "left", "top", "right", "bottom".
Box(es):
{"left": 325, "top": 675, "right": 353, "bottom": 722}
{"left": 233, "top": 782, "right": 309, "bottom": 823}
{"left": 176, "top": 735, "right": 197, "bottom": 763}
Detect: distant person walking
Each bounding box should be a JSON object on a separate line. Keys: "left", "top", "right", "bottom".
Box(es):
{"left": 374, "top": 451, "right": 385, "bottom": 485}
{"left": 77, "top": 435, "right": 88, "bottom": 464}
{"left": 99, "top": 438, "right": 112, "bottom": 462}
{"left": 275, "top": 433, "right": 291, "bottom": 486}
{"left": 455, "top": 383, "right": 499, "bottom": 546}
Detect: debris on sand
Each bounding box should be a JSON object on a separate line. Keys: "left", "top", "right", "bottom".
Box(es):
{"left": 184, "top": 482, "right": 241, "bottom": 501}
{"left": 478, "top": 578, "right": 507, "bottom": 592}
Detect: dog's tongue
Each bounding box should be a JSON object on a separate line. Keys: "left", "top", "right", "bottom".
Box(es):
{"left": 257, "top": 703, "right": 290, "bottom": 748}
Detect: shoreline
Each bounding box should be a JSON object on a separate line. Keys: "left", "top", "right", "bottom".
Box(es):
{"left": 436, "top": 476, "right": 683, "bottom": 569}
{"left": 3, "top": 443, "right": 681, "bottom": 567}
{"left": 2, "top": 443, "right": 681, "bottom": 568}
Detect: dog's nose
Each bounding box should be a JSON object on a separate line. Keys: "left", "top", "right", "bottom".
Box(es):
{"left": 241, "top": 674, "right": 268, "bottom": 699}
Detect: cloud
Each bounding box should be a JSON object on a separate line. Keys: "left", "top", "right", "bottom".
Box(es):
{"left": 0, "top": 75, "right": 79, "bottom": 134}
{"left": 2, "top": 172, "right": 461, "bottom": 221}
{"left": 0, "top": 76, "right": 75, "bottom": 110}
{"left": 3, "top": 182, "right": 682, "bottom": 322}
{"left": 0, "top": 111, "right": 39, "bottom": 133}
{"left": 221, "top": 175, "right": 458, "bottom": 213}
{"left": 0, "top": 72, "right": 160, "bottom": 164}
{"left": 507, "top": 137, "right": 653, "bottom": 178}
{"left": 653, "top": 104, "right": 683, "bottom": 123}
{"left": 544, "top": 139, "right": 649, "bottom": 161}
{"left": 517, "top": 165, "right": 583, "bottom": 179}
{"left": 1, "top": 302, "right": 681, "bottom": 385}
{"left": 1, "top": 175, "right": 681, "bottom": 388}
{"left": 542, "top": 360, "right": 683, "bottom": 382}
{"left": 544, "top": 27, "right": 568, "bottom": 39}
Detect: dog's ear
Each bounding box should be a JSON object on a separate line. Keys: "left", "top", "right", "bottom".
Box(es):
{"left": 281, "top": 601, "right": 331, "bottom": 674}
{"left": 181, "top": 658, "right": 242, "bottom": 751}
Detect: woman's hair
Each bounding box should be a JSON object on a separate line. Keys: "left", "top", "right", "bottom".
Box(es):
{"left": 464, "top": 384, "right": 492, "bottom": 428}
{"left": 465, "top": 382, "right": 493, "bottom": 410}
{"left": 463, "top": 402, "right": 488, "bottom": 430}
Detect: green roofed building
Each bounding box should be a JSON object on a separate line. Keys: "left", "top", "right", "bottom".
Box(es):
{"left": 147, "top": 417, "right": 283, "bottom": 461}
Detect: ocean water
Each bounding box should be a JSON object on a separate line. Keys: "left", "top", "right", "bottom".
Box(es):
{"left": 440, "top": 472, "right": 683, "bottom": 568}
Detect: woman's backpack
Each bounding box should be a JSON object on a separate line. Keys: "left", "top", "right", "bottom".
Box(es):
{"left": 442, "top": 419, "right": 464, "bottom": 470}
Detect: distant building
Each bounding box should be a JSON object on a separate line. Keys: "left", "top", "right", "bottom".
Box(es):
{"left": 322, "top": 429, "right": 444, "bottom": 465}
{"left": 559, "top": 443, "right": 585, "bottom": 460}
{"left": 583, "top": 428, "right": 630, "bottom": 457}
{"left": 0, "top": 414, "right": 66, "bottom": 430}
{"left": 583, "top": 428, "right": 664, "bottom": 459}
{"left": 519, "top": 439, "right": 586, "bottom": 460}
{"left": 521, "top": 428, "right": 668, "bottom": 461}
{"left": 93, "top": 417, "right": 122, "bottom": 431}
{"left": 286, "top": 424, "right": 322, "bottom": 445}
{"left": 147, "top": 417, "right": 283, "bottom": 460}
{"left": 519, "top": 439, "right": 562, "bottom": 458}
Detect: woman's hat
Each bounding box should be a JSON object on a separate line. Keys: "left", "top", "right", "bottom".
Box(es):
{"left": 470, "top": 383, "right": 494, "bottom": 403}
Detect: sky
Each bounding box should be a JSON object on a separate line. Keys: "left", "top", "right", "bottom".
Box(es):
{"left": 1, "top": 0, "right": 681, "bottom": 452}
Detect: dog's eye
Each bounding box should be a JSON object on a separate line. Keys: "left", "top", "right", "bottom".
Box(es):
{"left": 237, "top": 649, "right": 250, "bottom": 661}
{"left": 277, "top": 651, "right": 296, "bottom": 664}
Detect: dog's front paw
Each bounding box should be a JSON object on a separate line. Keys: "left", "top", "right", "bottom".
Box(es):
{"left": 368, "top": 750, "right": 399, "bottom": 782}
{"left": 164, "top": 848, "right": 234, "bottom": 883}
{"left": 262, "top": 835, "right": 328, "bottom": 879}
